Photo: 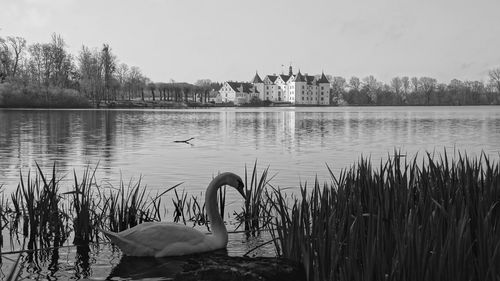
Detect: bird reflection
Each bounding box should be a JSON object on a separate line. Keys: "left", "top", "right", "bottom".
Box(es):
{"left": 107, "top": 249, "right": 228, "bottom": 280}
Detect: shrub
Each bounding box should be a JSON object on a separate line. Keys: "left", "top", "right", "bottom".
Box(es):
{"left": 0, "top": 83, "right": 91, "bottom": 108}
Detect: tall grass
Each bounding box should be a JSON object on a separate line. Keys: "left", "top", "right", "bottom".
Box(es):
{"left": 169, "top": 164, "right": 273, "bottom": 234}
{"left": 269, "top": 152, "right": 500, "bottom": 281}
{"left": 18, "top": 164, "right": 69, "bottom": 250}
{"left": 0, "top": 187, "right": 6, "bottom": 258}
{"left": 101, "top": 176, "right": 175, "bottom": 232}
{"left": 1, "top": 163, "right": 177, "bottom": 253}
{"left": 171, "top": 177, "right": 227, "bottom": 230}
{"left": 69, "top": 166, "right": 100, "bottom": 244}
{"left": 240, "top": 162, "right": 272, "bottom": 237}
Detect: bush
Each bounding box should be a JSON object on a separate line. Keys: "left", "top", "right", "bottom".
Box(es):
{"left": 0, "top": 83, "right": 91, "bottom": 108}
{"left": 243, "top": 96, "right": 271, "bottom": 107}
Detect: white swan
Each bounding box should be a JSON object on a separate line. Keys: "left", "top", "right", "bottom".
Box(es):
{"left": 99, "top": 172, "right": 245, "bottom": 257}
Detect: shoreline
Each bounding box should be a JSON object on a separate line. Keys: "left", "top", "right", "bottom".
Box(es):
{"left": 1, "top": 99, "right": 499, "bottom": 110}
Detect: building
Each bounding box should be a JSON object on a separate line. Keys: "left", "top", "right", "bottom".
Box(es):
{"left": 220, "top": 66, "right": 331, "bottom": 105}
{"left": 218, "top": 81, "right": 259, "bottom": 104}
{"left": 252, "top": 66, "right": 331, "bottom": 105}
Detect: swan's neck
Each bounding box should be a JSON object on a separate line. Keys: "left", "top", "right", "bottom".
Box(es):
{"left": 205, "top": 177, "right": 228, "bottom": 246}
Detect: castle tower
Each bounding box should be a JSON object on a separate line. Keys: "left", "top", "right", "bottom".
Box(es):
{"left": 251, "top": 71, "right": 265, "bottom": 101}
{"left": 317, "top": 72, "right": 330, "bottom": 105}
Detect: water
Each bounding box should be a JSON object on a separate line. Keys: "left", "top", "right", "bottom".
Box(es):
{"left": 1, "top": 106, "right": 499, "bottom": 196}
{"left": 1, "top": 106, "right": 500, "bottom": 279}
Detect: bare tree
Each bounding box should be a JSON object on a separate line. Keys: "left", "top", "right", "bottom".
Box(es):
{"left": 6, "top": 36, "right": 26, "bottom": 78}
{"left": 390, "top": 77, "right": 403, "bottom": 96}
{"left": 28, "top": 43, "right": 44, "bottom": 86}
{"left": 411, "top": 77, "right": 419, "bottom": 93}
{"left": 147, "top": 81, "right": 156, "bottom": 101}
{"left": 331, "top": 76, "right": 346, "bottom": 103}
{"left": 419, "top": 77, "right": 437, "bottom": 105}
{"left": 489, "top": 68, "right": 500, "bottom": 93}
{"left": 78, "top": 45, "right": 103, "bottom": 103}
{"left": 116, "top": 63, "right": 129, "bottom": 99}
{"left": 49, "top": 33, "right": 74, "bottom": 88}
{"left": 0, "top": 36, "right": 11, "bottom": 82}
{"left": 349, "top": 76, "right": 360, "bottom": 91}
{"left": 362, "top": 75, "right": 381, "bottom": 102}
{"left": 101, "top": 44, "right": 116, "bottom": 101}
{"left": 401, "top": 76, "right": 410, "bottom": 96}
{"left": 195, "top": 79, "right": 212, "bottom": 103}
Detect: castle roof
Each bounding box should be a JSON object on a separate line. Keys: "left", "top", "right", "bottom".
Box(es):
{"left": 295, "top": 71, "right": 306, "bottom": 82}
{"left": 266, "top": 75, "right": 278, "bottom": 83}
{"left": 251, "top": 72, "right": 263, "bottom": 83}
{"left": 279, "top": 74, "right": 291, "bottom": 82}
{"left": 226, "top": 81, "right": 258, "bottom": 94}
{"left": 317, "top": 72, "right": 330, "bottom": 84}
{"left": 306, "top": 75, "right": 315, "bottom": 85}
{"left": 254, "top": 70, "right": 328, "bottom": 86}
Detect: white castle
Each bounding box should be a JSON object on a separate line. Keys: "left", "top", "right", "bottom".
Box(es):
{"left": 219, "top": 66, "right": 331, "bottom": 105}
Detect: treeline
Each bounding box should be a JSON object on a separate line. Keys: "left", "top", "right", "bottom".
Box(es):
{"left": 0, "top": 33, "right": 153, "bottom": 107}
{"left": 0, "top": 33, "right": 224, "bottom": 107}
{"left": 144, "top": 79, "right": 222, "bottom": 104}
{"left": 2, "top": 33, "right": 499, "bottom": 107}
{"left": 330, "top": 72, "right": 500, "bottom": 106}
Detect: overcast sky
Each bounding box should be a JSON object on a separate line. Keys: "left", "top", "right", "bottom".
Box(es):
{"left": 1, "top": 0, "right": 499, "bottom": 84}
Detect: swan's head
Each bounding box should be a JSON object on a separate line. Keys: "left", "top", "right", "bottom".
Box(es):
{"left": 219, "top": 172, "right": 245, "bottom": 199}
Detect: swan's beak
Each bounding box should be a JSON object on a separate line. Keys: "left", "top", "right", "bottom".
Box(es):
{"left": 238, "top": 188, "right": 246, "bottom": 200}
{"left": 237, "top": 181, "right": 246, "bottom": 199}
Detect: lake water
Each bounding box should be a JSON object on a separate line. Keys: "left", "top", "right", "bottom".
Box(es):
{"left": 1, "top": 106, "right": 500, "bottom": 279}
{"left": 1, "top": 106, "right": 500, "bottom": 198}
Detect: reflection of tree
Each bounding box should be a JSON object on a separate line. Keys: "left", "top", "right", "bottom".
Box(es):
{"left": 0, "top": 111, "right": 16, "bottom": 173}
{"left": 81, "top": 110, "right": 117, "bottom": 172}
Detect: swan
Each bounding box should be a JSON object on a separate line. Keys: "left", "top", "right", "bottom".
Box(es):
{"left": 99, "top": 172, "right": 245, "bottom": 257}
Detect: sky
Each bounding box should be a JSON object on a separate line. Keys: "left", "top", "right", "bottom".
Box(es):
{"left": 1, "top": 0, "right": 500, "bottom": 84}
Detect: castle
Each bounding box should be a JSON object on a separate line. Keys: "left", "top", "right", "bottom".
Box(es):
{"left": 219, "top": 66, "right": 331, "bottom": 105}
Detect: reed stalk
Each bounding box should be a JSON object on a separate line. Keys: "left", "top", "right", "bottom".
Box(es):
{"left": 238, "top": 161, "right": 273, "bottom": 237}
{"left": 269, "top": 152, "right": 500, "bottom": 281}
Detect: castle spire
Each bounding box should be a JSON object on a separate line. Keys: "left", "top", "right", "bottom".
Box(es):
{"left": 251, "top": 71, "right": 263, "bottom": 83}
{"left": 317, "top": 71, "right": 329, "bottom": 83}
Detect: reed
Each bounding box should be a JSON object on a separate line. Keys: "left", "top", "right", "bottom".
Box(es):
{"left": 1, "top": 163, "right": 178, "bottom": 253}
{"left": 16, "top": 164, "right": 69, "bottom": 250}
{"left": 68, "top": 165, "right": 100, "bottom": 244}
{"left": 103, "top": 177, "right": 164, "bottom": 232}
{"left": 172, "top": 188, "right": 188, "bottom": 225}
{"left": 170, "top": 179, "right": 226, "bottom": 230}
{"left": 0, "top": 187, "right": 6, "bottom": 256}
{"left": 239, "top": 162, "right": 273, "bottom": 237}
{"left": 268, "top": 152, "right": 500, "bottom": 281}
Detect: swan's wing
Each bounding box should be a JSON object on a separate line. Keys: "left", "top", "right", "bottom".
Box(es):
{"left": 116, "top": 222, "right": 206, "bottom": 252}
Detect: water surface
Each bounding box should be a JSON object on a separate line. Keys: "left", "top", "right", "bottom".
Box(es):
{"left": 1, "top": 106, "right": 500, "bottom": 279}
{"left": 1, "top": 106, "right": 499, "bottom": 198}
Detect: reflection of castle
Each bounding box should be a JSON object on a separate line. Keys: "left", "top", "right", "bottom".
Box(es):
{"left": 219, "top": 66, "right": 331, "bottom": 105}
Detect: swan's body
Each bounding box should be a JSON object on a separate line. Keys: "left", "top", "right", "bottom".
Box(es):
{"left": 99, "top": 172, "right": 245, "bottom": 257}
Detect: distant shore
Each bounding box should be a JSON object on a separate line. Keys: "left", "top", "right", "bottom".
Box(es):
{"left": 2, "top": 100, "right": 500, "bottom": 110}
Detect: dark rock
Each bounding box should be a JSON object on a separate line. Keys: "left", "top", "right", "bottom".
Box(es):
{"left": 108, "top": 249, "right": 305, "bottom": 281}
